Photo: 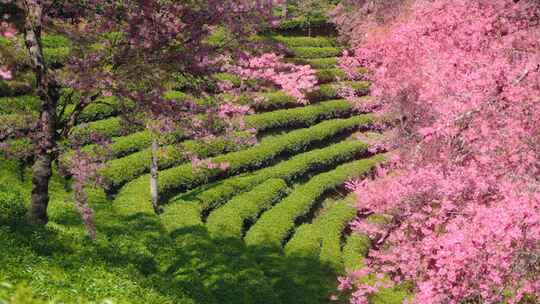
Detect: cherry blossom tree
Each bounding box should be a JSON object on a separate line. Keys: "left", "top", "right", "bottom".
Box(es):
{"left": 334, "top": 0, "right": 540, "bottom": 303}
{"left": 1, "top": 0, "right": 320, "bottom": 228}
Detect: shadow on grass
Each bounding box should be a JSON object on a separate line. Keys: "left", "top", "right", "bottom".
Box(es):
{"left": 0, "top": 208, "right": 345, "bottom": 304}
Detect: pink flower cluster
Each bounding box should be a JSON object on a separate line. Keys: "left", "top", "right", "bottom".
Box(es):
{"left": 0, "top": 17, "right": 16, "bottom": 80}
{"left": 337, "top": 0, "right": 540, "bottom": 303}
{"left": 224, "top": 53, "right": 318, "bottom": 104}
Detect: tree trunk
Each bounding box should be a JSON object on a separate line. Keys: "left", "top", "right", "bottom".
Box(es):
{"left": 22, "top": 0, "right": 59, "bottom": 225}
{"left": 150, "top": 138, "right": 162, "bottom": 214}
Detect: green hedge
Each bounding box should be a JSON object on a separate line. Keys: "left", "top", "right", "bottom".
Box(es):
{"left": 184, "top": 138, "right": 371, "bottom": 214}
{"left": 284, "top": 195, "right": 357, "bottom": 271}
{"left": 224, "top": 91, "right": 299, "bottom": 112}
{"left": 100, "top": 100, "right": 355, "bottom": 190}
{"left": 213, "top": 73, "right": 243, "bottom": 87}
{"left": 315, "top": 68, "right": 347, "bottom": 84}
{"left": 69, "top": 117, "right": 144, "bottom": 145}
{"left": 63, "top": 96, "right": 120, "bottom": 123}
{"left": 0, "top": 95, "right": 119, "bottom": 121}
{"left": 60, "top": 130, "right": 153, "bottom": 167}
{"left": 0, "top": 113, "right": 37, "bottom": 136}
{"left": 206, "top": 178, "right": 288, "bottom": 239}
{"left": 41, "top": 34, "right": 72, "bottom": 49}
{"left": 278, "top": 17, "right": 330, "bottom": 31}
{"left": 289, "top": 47, "right": 342, "bottom": 59}
{"left": 293, "top": 57, "right": 338, "bottom": 69}
{"left": 100, "top": 136, "right": 245, "bottom": 191}
{"left": 245, "top": 99, "right": 352, "bottom": 130}
{"left": 318, "top": 197, "right": 358, "bottom": 271}
{"left": 343, "top": 233, "right": 371, "bottom": 271}
{"left": 0, "top": 80, "right": 33, "bottom": 97}
{"left": 283, "top": 224, "right": 321, "bottom": 258}
{"left": 308, "top": 81, "right": 371, "bottom": 102}
{"left": 244, "top": 155, "right": 384, "bottom": 249}
{"left": 114, "top": 116, "right": 372, "bottom": 216}
{"left": 231, "top": 82, "right": 369, "bottom": 110}
{"left": 271, "top": 35, "right": 336, "bottom": 48}
{"left": 0, "top": 95, "right": 40, "bottom": 114}
{"left": 156, "top": 141, "right": 370, "bottom": 234}
{"left": 43, "top": 47, "right": 71, "bottom": 67}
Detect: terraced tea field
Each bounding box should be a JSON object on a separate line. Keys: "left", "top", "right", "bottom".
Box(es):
{"left": 0, "top": 26, "right": 407, "bottom": 303}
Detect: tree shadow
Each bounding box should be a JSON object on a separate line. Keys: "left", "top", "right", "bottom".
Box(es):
{"left": 1, "top": 202, "right": 346, "bottom": 304}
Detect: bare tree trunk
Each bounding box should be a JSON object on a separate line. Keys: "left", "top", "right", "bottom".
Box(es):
{"left": 22, "top": 0, "right": 59, "bottom": 225}
{"left": 150, "top": 138, "right": 162, "bottom": 214}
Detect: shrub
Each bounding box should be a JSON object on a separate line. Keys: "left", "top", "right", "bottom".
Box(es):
{"left": 283, "top": 224, "right": 321, "bottom": 258}
{"left": 100, "top": 136, "right": 242, "bottom": 191}
{"left": 41, "top": 34, "right": 72, "bottom": 48}
{"left": 342, "top": 233, "right": 371, "bottom": 272}
{"left": 0, "top": 189, "right": 26, "bottom": 226}
{"left": 289, "top": 47, "right": 342, "bottom": 59}
{"left": 101, "top": 100, "right": 355, "bottom": 190}
{"left": 0, "top": 80, "right": 33, "bottom": 98}
{"left": 315, "top": 68, "right": 346, "bottom": 84}
{"left": 292, "top": 57, "right": 338, "bottom": 69}
{"left": 43, "top": 47, "right": 70, "bottom": 67}
{"left": 245, "top": 99, "right": 353, "bottom": 130}
{"left": 318, "top": 197, "right": 358, "bottom": 271}
{"left": 271, "top": 35, "right": 336, "bottom": 48}
{"left": 206, "top": 178, "right": 288, "bottom": 239}
{"left": 187, "top": 139, "right": 371, "bottom": 213}
{"left": 0, "top": 95, "right": 40, "bottom": 114}
{"left": 65, "top": 96, "right": 121, "bottom": 123}
{"left": 114, "top": 116, "right": 373, "bottom": 216}
{"left": 244, "top": 155, "right": 384, "bottom": 249}
{"left": 69, "top": 117, "right": 144, "bottom": 145}
{"left": 307, "top": 81, "right": 370, "bottom": 102}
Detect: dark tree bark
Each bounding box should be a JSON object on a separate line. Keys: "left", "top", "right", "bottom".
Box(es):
{"left": 22, "top": 0, "right": 60, "bottom": 225}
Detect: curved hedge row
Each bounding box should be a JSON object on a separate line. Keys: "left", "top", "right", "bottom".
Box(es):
{"left": 315, "top": 69, "right": 347, "bottom": 84}
{"left": 69, "top": 117, "right": 144, "bottom": 145}
{"left": 175, "top": 131, "right": 372, "bottom": 213}
{"left": 245, "top": 99, "right": 353, "bottom": 130}
{"left": 100, "top": 99, "right": 355, "bottom": 190}
{"left": 206, "top": 178, "right": 288, "bottom": 239}
{"left": 292, "top": 57, "right": 338, "bottom": 69}
{"left": 114, "top": 116, "right": 372, "bottom": 215}
{"left": 283, "top": 224, "right": 321, "bottom": 258}
{"left": 307, "top": 82, "right": 371, "bottom": 102}
{"left": 0, "top": 95, "right": 40, "bottom": 115}
{"left": 161, "top": 139, "right": 370, "bottom": 235}
{"left": 244, "top": 155, "right": 385, "bottom": 249}
{"left": 283, "top": 195, "right": 357, "bottom": 271}
{"left": 0, "top": 113, "right": 37, "bottom": 138}
{"left": 271, "top": 35, "right": 336, "bottom": 48}
{"left": 318, "top": 198, "right": 358, "bottom": 271}
{"left": 343, "top": 233, "right": 371, "bottom": 272}
{"left": 100, "top": 136, "right": 244, "bottom": 191}
{"left": 289, "top": 47, "right": 342, "bottom": 59}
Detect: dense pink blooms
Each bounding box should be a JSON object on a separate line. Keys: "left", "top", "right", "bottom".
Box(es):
{"left": 337, "top": 0, "right": 540, "bottom": 303}
{"left": 223, "top": 53, "right": 318, "bottom": 104}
